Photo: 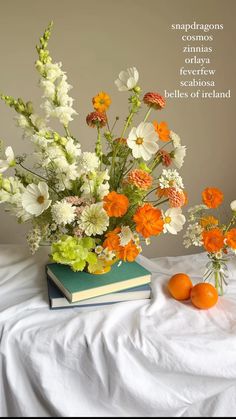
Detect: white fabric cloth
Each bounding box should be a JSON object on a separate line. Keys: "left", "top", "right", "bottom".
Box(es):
{"left": 0, "top": 245, "right": 236, "bottom": 417}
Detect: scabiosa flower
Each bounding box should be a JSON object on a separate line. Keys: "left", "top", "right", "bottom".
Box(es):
{"left": 167, "top": 187, "right": 186, "bottom": 208}
{"left": 86, "top": 111, "right": 107, "bottom": 128}
{"left": 51, "top": 201, "right": 76, "bottom": 225}
{"left": 158, "top": 150, "right": 172, "bottom": 167}
{"left": 143, "top": 92, "right": 165, "bottom": 110}
{"left": 127, "top": 169, "right": 153, "bottom": 190}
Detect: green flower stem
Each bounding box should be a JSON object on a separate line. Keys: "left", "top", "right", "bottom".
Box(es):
{"left": 153, "top": 198, "right": 169, "bottom": 207}
{"left": 225, "top": 215, "right": 236, "bottom": 233}
{"left": 64, "top": 126, "right": 71, "bottom": 138}
{"left": 95, "top": 127, "right": 102, "bottom": 165}
{"left": 143, "top": 107, "right": 152, "bottom": 122}
{"left": 18, "top": 163, "right": 60, "bottom": 196}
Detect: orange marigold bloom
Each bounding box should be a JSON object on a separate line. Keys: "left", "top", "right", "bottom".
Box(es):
{"left": 118, "top": 241, "right": 140, "bottom": 262}
{"left": 127, "top": 169, "right": 153, "bottom": 190}
{"left": 103, "top": 191, "right": 129, "bottom": 217}
{"left": 226, "top": 228, "right": 236, "bottom": 250}
{"left": 153, "top": 121, "right": 170, "bottom": 142}
{"left": 92, "top": 92, "right": 111, "bottom": 113}
{"left": 202, "top": 228, "right": 225, "bottom": 253}
{"left": 103, "top": 227, "right": 121, "bottom": 251}
{"left": 133, "top": 203, "right": 164, "bottom": 238}
{"left": 202, "top": 187, "right": 224, "bottom": 209}
{"left": 200, "top": 216, "right": 219, "bottom": 229}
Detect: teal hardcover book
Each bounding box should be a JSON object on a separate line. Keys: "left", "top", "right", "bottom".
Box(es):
{"left": 47, "top": 277, "right": 151, "bottom": 309}
{"left": 47, "top": 261, "right": 151, "bottom": 303}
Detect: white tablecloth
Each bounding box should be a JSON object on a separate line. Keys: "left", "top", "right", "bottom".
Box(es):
{"left": 0, "top": 245, "right": 236, "bottom": 417}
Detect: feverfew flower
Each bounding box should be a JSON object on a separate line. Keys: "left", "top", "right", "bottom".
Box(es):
{"left": 119, "top": 226, "right": 134, "bottom": 246}
{"left": 0, "top": 147, "right": 15, "bottom": 173}
{"left": 51, "top": 201, "right": 76, "bottom": 225}
{"left": 115, "top": 67, "right": 139, "bottom": 92}
{"left": 22, "top": 182, "right": 51, "bottom": 216}
{"left": 170, "top": 131, "right": 181, "bottom": 148}
{"left": 79, "top": 203, "right": 109, "bottom": 236}
{"left": 127, "top": 122, "right": 159, "bottom": 161}
{"left": 163, "top": 208, "right": 186, "bottom": 235}
{"left": 173, "top": 146, "right": 186, "bottom": 169}
{"left": 159, "top": 169, "right": 184, "bottom": 191}
{"left": 183, "top": 222, "right": 204, "bottom": 248}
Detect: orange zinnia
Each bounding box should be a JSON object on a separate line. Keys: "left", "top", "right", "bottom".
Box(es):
{"left": 103, "top": 191, "right": 129, "bottom": 218}
{"left": 226, "top": 228, "right": 236, "bottom": 250}
{"left": 103, "top": 227, "right": 121, "bottom": 251}
{"left": 92, "top": 92, "right": 111, "bottom": 113}
{"left": 202, "top": 187, "right": 224, "bottom": 209}
{"left": 153, "top": 121, "right": 170, "bottom": 142}
{"left": 118, "top": 241, "right": 140, "bottom": 262}
{"left": 202, "top": 228, "right": 224, "bottom": 253}
{"left": 133, "top": 203, "right": 164, "bottom": 238}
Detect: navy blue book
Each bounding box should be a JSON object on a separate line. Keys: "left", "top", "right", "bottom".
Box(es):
{"left": 47, "top": 277, "right": 151, "bottom": 309}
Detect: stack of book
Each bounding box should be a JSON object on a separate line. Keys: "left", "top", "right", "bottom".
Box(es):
{"left": 46, "top": 261, "right": 152, "bottom": 309}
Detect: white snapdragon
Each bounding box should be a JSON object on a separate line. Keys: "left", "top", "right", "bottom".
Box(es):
{"left": 159, "top": 169, "right": 184, "bottom": 191}
{"left": 0, "top": 147, "right": 15, "bottom": 173}
{"left": 81, "top": 170, "right": 110, "bottom": 199}
{"left": 65, "top": 138, "right": 81, "bottom": 161}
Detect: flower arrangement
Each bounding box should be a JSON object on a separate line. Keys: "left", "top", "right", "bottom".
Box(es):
{"left": 184, "top": 188, "right": 236, "bottom": 295}
{"left": 0, "top": 22, "right": 187, "bottom": 274}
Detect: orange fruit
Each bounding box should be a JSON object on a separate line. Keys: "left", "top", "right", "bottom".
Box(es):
{"left": 167, "top": 273, "right": 193, "bottom": 300}
{"left": 191, "top": 283, "right": 218, "bottom": 309}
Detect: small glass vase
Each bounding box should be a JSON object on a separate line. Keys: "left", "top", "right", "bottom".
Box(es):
{"left": 204, "top": 255, "right": 229, "bottom": 296}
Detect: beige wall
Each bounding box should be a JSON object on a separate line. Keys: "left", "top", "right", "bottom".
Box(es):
{"left": 0, "top": 0, "right": 235, "bottom": 258}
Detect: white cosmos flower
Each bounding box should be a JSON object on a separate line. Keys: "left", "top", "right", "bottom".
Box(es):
{"left": 119, "top": 226, "right": 134, "bottom": 246}
{"left": 127, "top": 122, "right": 159, "bottom": 161}
{"left": 115, "top": 67, "right": 139, "bottom": 91}
{"left": 163, "top": 208, "right": 186, "bottom": 235}
{"left": 22, "top": 182, "right": 51, "bottom": 216}
{"left": 0, "top": 147, "right": 15, "bottom": 173}
{"left": 51, "top": 201, "right": 76, "bottom": 225}
{"left": 170, "top": 131, "right": 181, "bottom": 148}
{"left": 230, "top": 200, "right": 236, "bottom": 212}
{"left": 79, "top": 203, "right": 109, "bottom": 236}
{"left": 173, "top": 146, "right": 187, "bottom": 169}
